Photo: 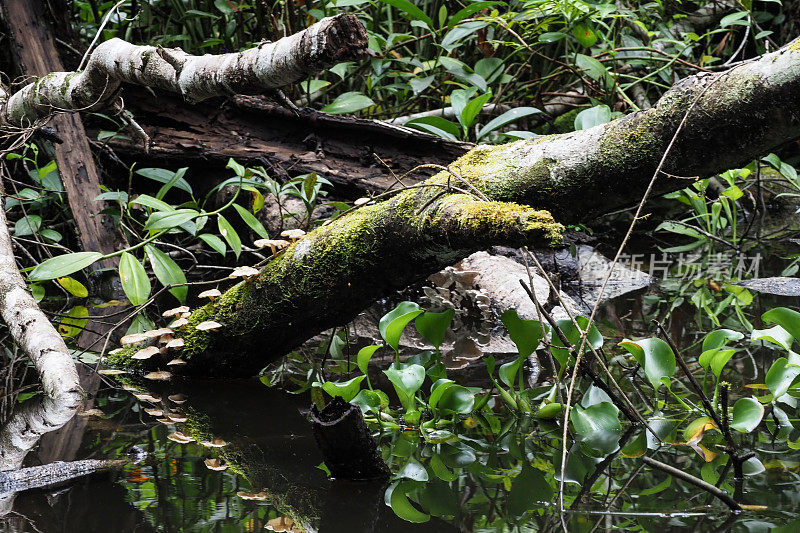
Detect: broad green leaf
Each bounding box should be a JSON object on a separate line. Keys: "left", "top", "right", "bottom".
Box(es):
{"left": 198, "top": 233, "right": 226, "bottom": 255}
{"left": 683, "top": 416, "right": 718, "bottom": 443}
{"left": 698, "top": 348, "right": 736, "bottom": 378}
{"left": 435, "top": 384, "right": 474, "bottom": 414}
{"left": 351, "top": 389, "right": 381, "bottom": 413}
{"left": 498, "top": 357, "right": 522, "bottom": 389}
{"left": 319, "top": 375, "right": 365, "bottom": 402}
{"left": 379, "top": 301, "right": 423, "bottom": 352}
{"left": 118, "top": 252, "right": 151, "bottom": 306}
{"left": 501, "top": 310, "right": 546, "bottom": 358}
{"left": 508, "top": 462, "right": 551, "bottom": 517}
{"left": 570, "top": 402, "right": 621, "bottom": 457}
{"left": 56, "top": 277, "right": 88, "bottom": 298}
{"left": 574, "top": 105, "right": 612, "bottom": 130}
{"left": 144, "top": 209, "right": 199, "bottom": 231}
{"left": 418, "top": 480, "right": 459, "bottom": 517}
{"left": 619, "top": 337, "right": 676, "bottom": 389}
{"left": 384, "top": 362, "right": 425, "bottom": 412}
{"left": 730, "top": 397, "right": 764, "bottom": 433}
{"left": 58, "top": 305, "right": 88, "bottom": 338}
{"left": 129, "top": 194, "right": 173, "bottom": 212}
{"left": 145, "top": 245, "right": 187, "bottom": 303}
{"left": 477, "top": 107, "right": 541, "bottom": 140}
{"left": 762, "top": 307, "right": 800, "bottom": 343}
{"left": 217, "top": 214, "right": 241, "bottom": 259}
{"left": 321, "top": 92, "right": 375, "bottom": 115}
{"left": 448, "top": 1, "right": 500, "bottom": 27}
{"left": 387, "top": 481, "right": 430, "bottom": 523}
{"left": 639, "top": 476, "right": 671, "bottom": 496}
{"left": 550, "top": 317, "right": 602, "bottom": 368}
{"left": 429, "top": 454, "right": 457, "bottom": 481}
{"left": 751, "top": 325, "right": 793, "bottom": 350}
{"left": 233, "top": 204, "right": 269, "bottom": 239}
{"left": 405, "top": 116, "right": 461, "bottom": 141}
{"left": 766, "top": 357, "right": 800, "bottom": 399}
{"left": 136, "top": 167, "right": 193, "bottom": 194}
{"left": 572, "top": 23, "right": 597, "bottom": 47}
{"left": 539, "top": 31, "right": 567, "bottom": 42}
{"left": 398, "top": 459, "right": 428, "bottom": 481}
{"left": 379, "top": 0, "right": 432, "bottom": 27}
{"left": 620, "top": 431, "right": 647, "bottom": 458}
{"left": 702, "top": 329, "right": 745, "bottom": 351}
{"left": 415, "top": 309, "right": 454, "bottom": 350}
{"left": 29, "top": 284, "right": 44, "bottom": 302}
{"left": 356, "top": 345, "right": 381, "bottom": 374}
{"left": 459, "top": 91, "right": 492, "bottom": 129}
{"left": 28, "top": 252, "right": 103, "bottom": 281}
{"left": 14, "top": 215, "right": 42, "bottom": 236}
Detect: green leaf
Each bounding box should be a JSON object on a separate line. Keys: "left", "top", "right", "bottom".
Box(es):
{"left": 233, "top": 204, "right": 269, "bottom": 239}
{"left": 498, "top": 357, "right": 522, "bottom": 389}
{"left": 405, "top": 116, "right": 460, "bottom": 141}
{"left": 351, "top": 389, "right": 381, "bottom": 414}
{"left": 29, "top": 284, "right": 44, "bottom": 302}
{"left": 387, "top": 481, "right": 430, "bottom": 523}
{"left": 539, "top": 31, "right": 567, "bottom": 43}
{"left": 574, "top": 104, "right": 612, "bottom": 130}
{"left": 321, "top": 92, "right": 375, "bottom": 115}
{"left": 58, "top": 305, "right": 88, "bottom": 338}
{"left": 698, "top": 348, "right": 736, "bottom": 378}
{"left": 766, "top": 357, "right": 800, "bottom": 399}
{"left": 356, "top": 345, "right": 381, "bottom": 374}
{"left": 702, "top": 329, "right": 745, "bottom": 351}
{"left": 751, "top": 325, "right": 793, "bottom": 350}
{"left": 501, "top": 309, "right": 546, "bottom": 358}
{"left": 572, "top": 23, "right": 598, "bottom": 47}
{"left": 56, "top": 277, "right": 88, "bottom": 298}
{"left": 198, "top": 233, "right": 226, "bottom": 255}
{"left": 398, "top": 459, "right": 428, "bottom": 481}
{"left": 575, "top": 54, "right": 609, "bottom": 83}
{"left": 379, "top": 0, "right": 433, "bottom": 27}
{"left": 508, "top": 463, "right": 551, "bottom": 517}
{"left": 379, "top": 301, "right": 423, "bottom": 352}
{"left": 136, "top": 167, "right": 193, "bottom": 194}
{"left": 435, "top": 384, "right": 474, "bottom": 414}
{"left": 130, "top": 194, "right": 173, "bottom": 212}
{"left": 618, "top": 337, "right": 676, "bottom": 389}
{"left": 118, "top": 252, "right": 151, "bottom": 306}
{"left": 570, "top": 402, "right": 622, "bottom": 457}
{"left": 638, "top": 476, "right": 671, "bottom": 496}
{"left": 156, "top": 167, "right": 189, "bottom": 199}
{"left": 730, "top": 397, "right": 764, "bottom": 433}
{"left": 384, "top": 362, "right": 426, "bottom": 412}
{"left": 28, "top": 252, "right": 103, "bottom": 281}
{"left": 144, "top": 245, "right": 187, "bottom": 303}
{"left": 429, "top": 454, "right": 457, "bottom": 481}
{"left": 448, "top": 1, "right": 500, "bottom": 27}
{"left": 319, "top": 375, "right": 365, "bottom": 402}
{"left": 415, "top": 309, "right": 454, "bottom": 350}
{"left": 143, "top": 209, "right": 199, "bottom": 231}
{"left": 459, "top": 91, "right": 492, "bottom": 129}
{"left": 14, "top": 215, "right": 42, "bottom": 236}
{"left": 550, "top": 317, "right": 602, "bottom": 368}
{"left": 217, "top": 214, "right": 241, "bottom": 259}
{"left": 477, "top": 107, "right": 541, "bottom": 140}
{"left": 762, "top": 307, "right": 800, "bottom": 344}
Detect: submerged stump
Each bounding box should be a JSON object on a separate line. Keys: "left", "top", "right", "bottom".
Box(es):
{"left": 310, "top": 396, "right": 389, "bottom": 481}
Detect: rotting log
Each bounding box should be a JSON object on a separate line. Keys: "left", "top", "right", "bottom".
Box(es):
{"left": 0, "top": 459, "right": 125, "bottom": 493}
{"left": 0, "top": 0, "right": 119, "bottom": 263}
{"left": 109, "top": 37, "right": 800, "bottom": 376}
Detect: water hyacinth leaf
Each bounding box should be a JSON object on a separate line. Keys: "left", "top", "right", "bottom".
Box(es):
{"left": 217, "top": 214, "right": 241, "bottom": 258}
{"left": 144, "top": 245, "right": 187, "bottom": 303}
{"left": 766, "top": 358, "right": 800, "bottom": 399}
{"left": 319, "top": 375, "right": 365, "bottom": 402}
{"left": 742, "top": 456, "right": 766, "bottom": 476}
{"left": 507, "top": 462, "right": 551, "bottom": 517}
{"left": 321, "top": 91, "right": 375, "bottom": 114}
{"left": 356, "top": 345, "right": 381, "bottom": 374}
{"left": 233, "top": 204, "right": 270, "bottom": 239}
{"left": 730, "top": 397, "right": 764, "bottom": 433}
{"left": 501, "top": 309, "right": 546, "bottom": 358}
{"left": 351, "top": 389, "right": 381, "bottom": 414}
{"left": 570, "top": 402, "right": 622, "bottom": 457}
{"left": 429, "top": 454, "right": 457, "bottom": 481}
{"left": 683, "top": 416, "right": 717, "bottom": 443}
{"left": 752, "top": 325, "right": 793, "bottom": 350}
{"left": 698, "top": 348, "right": 736, "bottom": 378}
{"left": 418, "top": 480, "right": 459, "bottom": 517}
{"left": 398, "top": 459, "right": 429, "bottom": 481}
{"left": 56, "top": 277, "right": 88, "bottom": 298}
{"left": 387, "top": 480, "right": 430, "bottom": 523}
{"left": 620, "top": 431, "right": 647, "bottom": 458}
{"left": 619, "top": 338, "right": 676, "bottom": 389}
{"left": 498, "top": 357, "right": 522, "bottom": 389}
{"left": 415, "top": 309, "right": 454, "bottom": 350}
{"left": 550, "top": 316, "right": 602, "bottom": 367}
{"left": 435, "top": 385, "right": 474, "bottom": 414}
{"left": 384, "top": 363, "right": 426, "bottom": 412}
{"left": 119, "top": 252, "right": 151, "bottom": 306}
{"left": 58, "top": 305, "right": 89, "bottom": 337}
{"left": 198, "top": 233, "right": 226, "bottom": 255}
{"left": 762, "top": 307, "right": 800, "bottom": 344}
{"left": 702, "top": 329, "right": 745, "bottom": 351}
{"left": 379, "top": 301, "right": 423, "bottom": 352}
{"left": 28, "top": 252, "right": 103, "bottom": 281}
{"left": 428, "top": 379, "right": 455, "bottom": 409}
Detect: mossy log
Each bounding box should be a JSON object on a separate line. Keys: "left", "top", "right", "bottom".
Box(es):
{"left": 110, "top": 37, "right": 800, "bottom": 376}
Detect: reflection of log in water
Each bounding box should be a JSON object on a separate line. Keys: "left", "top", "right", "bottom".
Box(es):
{"left": 139, "top": 378, "right": 457, "bottom": 533}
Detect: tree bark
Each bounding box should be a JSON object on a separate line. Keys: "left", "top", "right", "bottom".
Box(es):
{"left": 110, "top": 36, "right": 800, "bottom": 376}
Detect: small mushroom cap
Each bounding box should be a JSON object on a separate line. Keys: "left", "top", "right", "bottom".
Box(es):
{"left": 98, "top": 368, "right": 127, "bottom": 375}
{"left": 167, "top": 432, "right": 194, "bottom": 443}
{"left": 280, "top": 229, "right": 306, "bottom": 241}
{"left": 198, "top": 288, "right": 221, "bottom": 299}
{"left": 144, "top": 371, "right": 172, "bottom": 381}
{"left": 133, "top": 346, "right": 160, "bottom": 360}
{"left": 254, "top": 239, "right": 291, "bottom": 254}
{"left": 120, "top": 333, "right": 149, "bottom": 346}
{"left": 229, "top": 266, "right": 259, "bottom": 279}
{"left": 204, "top": 458, "right": 228, "bottom": 471}
{"left": 108, "top": 348, "right": 124, "bottom": 355}
{"left": 169, "top": 317, "right": 189, "bottom": 328}
{"left": 200, "top": 437, "right": 227, "bottom": 448}
{"left": 354, "top": 197, "right": 372, "bottom": 206}
{"left": 144, "top": 408, "right": 163, "bottom": 417}
{"left": 236, "top": 491, "right": 267, "bottom": 501}
{"left": 143, "top": 327, "right": 174, "bottom": 339}
{"left": 166, "top": 338, "right": 185, "bottom": 349}
{"left": 195, "top": 320, "right": 222, "bottom": 331}
{"left": 167, "top": 413, "right": 188, "bottom": 423}
{"left": 156, "top": 418, "right": 174, "bottom": 425}
{"left": 167, "top": 358, "right": 187, "bottom": 366}
{"left": 168, "top": 393, "right": 187, "bottom": 404}
{"left": 162, "top": 306, "right": 190, "bottom": 317}
{"left": 133, "top": 392, "right": 161, "bottom": 403}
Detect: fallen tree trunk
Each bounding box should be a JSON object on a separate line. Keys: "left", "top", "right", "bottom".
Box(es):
{"left": 110, "top": 38, "right": 800, "bottom": 376}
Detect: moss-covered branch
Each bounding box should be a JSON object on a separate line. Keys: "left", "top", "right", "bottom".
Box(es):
{"left": 113, "top": 37, "right": 800, "bottom": 376}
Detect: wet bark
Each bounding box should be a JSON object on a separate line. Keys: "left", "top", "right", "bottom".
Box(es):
{"left": 110, "top": 37, "right": 800, "bottom": 376}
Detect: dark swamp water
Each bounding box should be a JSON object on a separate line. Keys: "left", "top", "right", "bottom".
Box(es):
{"left": 2, "top": 234, "right": 800, "bottom": 532}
